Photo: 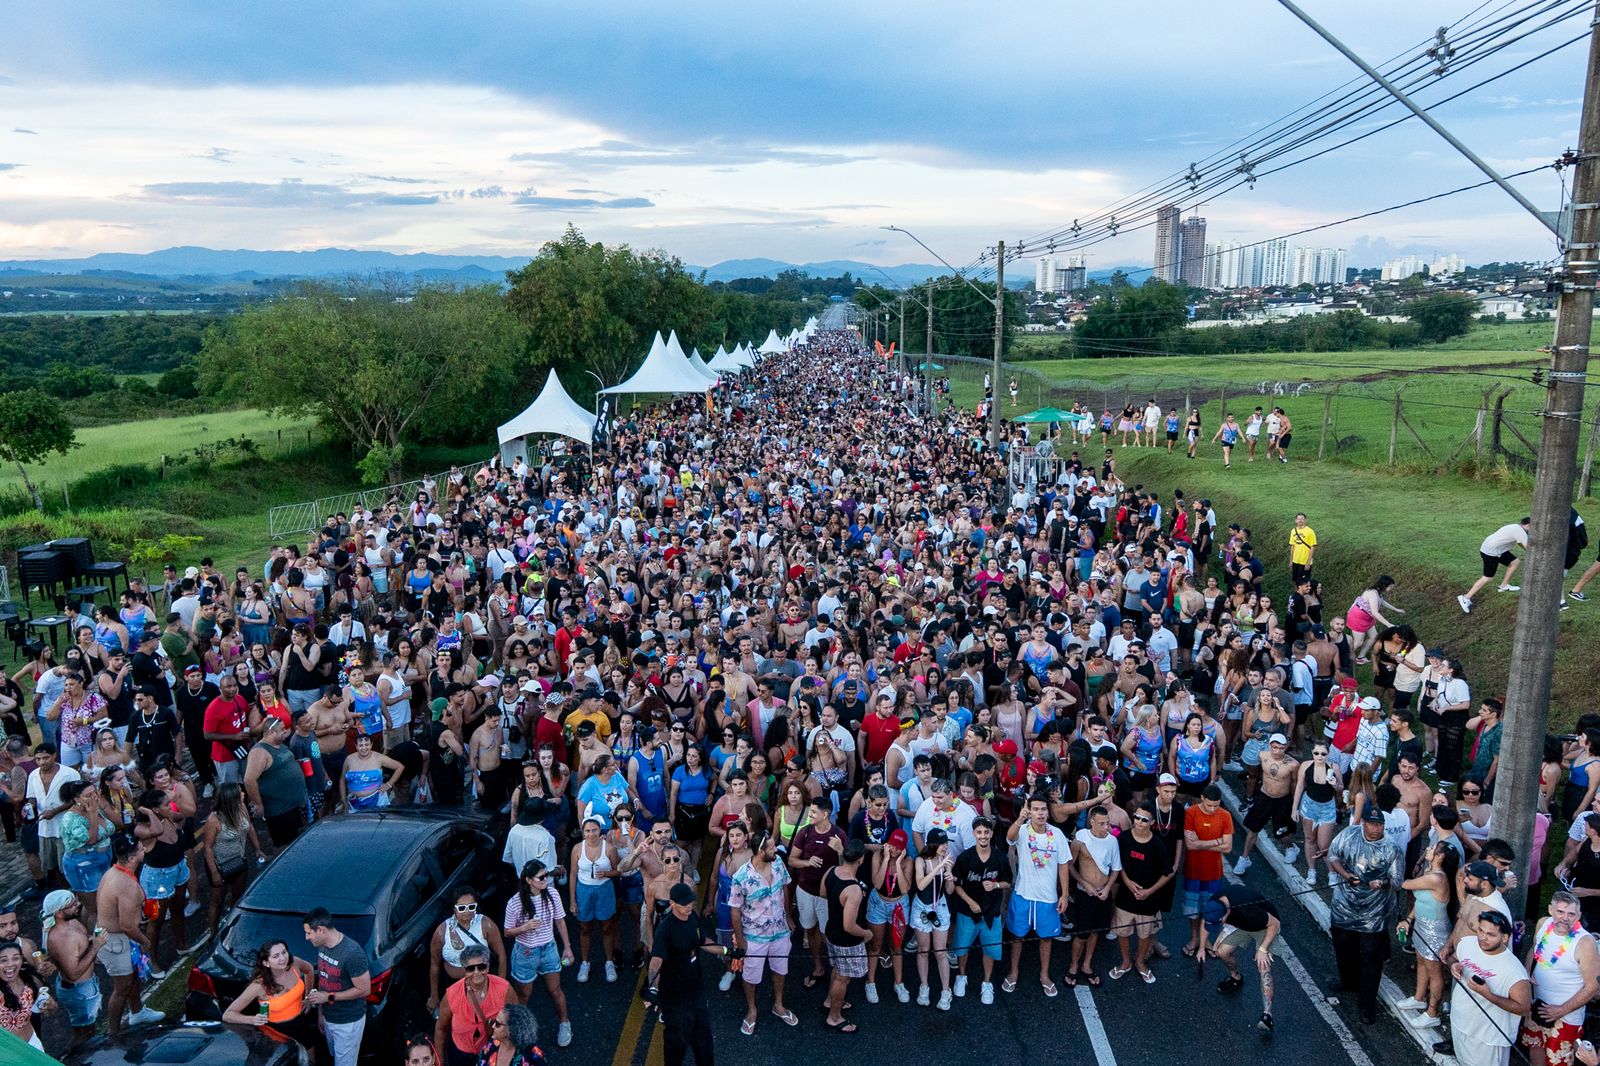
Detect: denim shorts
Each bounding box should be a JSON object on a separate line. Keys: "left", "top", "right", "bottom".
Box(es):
{"left": 55, "top": 974, "right": 102, "bottom": 1028}
{"left": 139, "top": 860, "right": 190, "bottom": 900}
{"left": 865, "top": 889, "right": 901, "bottom": 926}
{"left": 61, "top": 846, "right": 111, "bottom": 893}
{"left": 575, "top": 880, "right": 616, "bottom": 923}
{"left": 910, "top": 899, "right": 950, "bottom": 934}
{"left": 951, "top": 913, "right": 1002, "bottom": 961}
{"left": 511, "top": 940, "right": 561, "bottom": 982}
{"left": 1300, "top": 795, "right": 1338, "bottom": 826}
{"left": 618, "top": 874, "right": 645, "bottom": 907}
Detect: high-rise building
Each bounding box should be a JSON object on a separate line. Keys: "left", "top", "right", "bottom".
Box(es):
{"left": 1062, "top": 256, "right": 1088, "bottom": 291}
{"left": 1179, "top": 215, "right": 1208, "bottom": 288}
{"left": 1381, "top": 255, "right": 1427, "bottom": 281}
{"left": 1260, "top": 238, "right": 1291, "bottom": 287}
{"left": 1430, "top": 253, "right": 1466, "bottom": 276}
{"left": 1289, "top": 247, "right": 1347, "bottom": 287}
{"left": 1034, "top": 257, "right": 1059, "bottom": 293}
{"left": 1154, "top": 205, "right": 1182, "bottom": 283}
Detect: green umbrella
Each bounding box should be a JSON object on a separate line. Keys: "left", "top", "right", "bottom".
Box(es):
{"left": 914, "top": 361, "right": 945, "bottom": 372}
{"left": 1011, "top": 406, "right": 1074, "bottom": 423}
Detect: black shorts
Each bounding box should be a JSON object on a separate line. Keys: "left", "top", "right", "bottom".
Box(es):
{"left": 1070, "top": 885, "right": 1113, "bottom": 936}
{"left": 1279, "top": 432, "right": 1292, "bottom": 450}
{"left": 1481, "top": 550, "right": 1516, "bottom": 578}
{"left": 1127, "top": 770, "right": 1158, "bottom": 793}
{"left": 1167, "top": 430, "right": 1179, "bottom": 441}
{"left": 1394, "top": 688, "right": 1416, "bottom": 710}
{"left": 1243, "top": 791, "right": 1293, "bottom": 835}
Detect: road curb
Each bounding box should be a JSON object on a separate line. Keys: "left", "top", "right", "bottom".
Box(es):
{"left": 1216, "top": 780, "right": 1454, "bottom": 1066}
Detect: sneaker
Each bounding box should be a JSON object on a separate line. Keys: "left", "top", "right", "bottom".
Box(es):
{"left": 981, "top": 982, "right": 995, "bottom": 1004}
{"left": 1282, "top": 845, "right": 1301, "bottom": 864}
{"left": 865, "top": 982, "right": 880, "bottom": 1005}
{"left": 202, "top": 783, "right": 215, "bottom": 799}
{"left": 917, "top": 985, "right": 930, "bottom": 1006}
{"left": 1232, "top": 856, "right": 1252, "bottom": 875}
{"left": 184, "top": 899, "right": 201, "bottom": 918}
{"left": 719, "top": 970, "right": 735, "bottom": 992}
{"left": 1327, "top": 869, "right": 1338, "bottom": 887}
{"left": 577, "top": 961, "right": 591, "bottom": 983}
{"left": 938, "top": 990, "right": 952, "bottom": 1011}
{"left": 147, "top": 967, "right": 168, "bottom": 982}
{"left": 1458, "top": 594, "right": 1473, "bottom": 614}
{"left": 557, "top": 1022, "right": 572, "bottom": 1048}
{"left": 1498, "top": 584, "right": 1520, "bottom": 592}
{"left": 1106, "top": 929, "right": 1118, "bottom": 940}
{"left": 1217, "top": 974, "right": 1244, "bottom": 994}
{"left": 894, "top": 983, "right": 911, "bottom": 1003}
{"left": 1259, "top": 1012, "right": 1275, "bottom": 1032}
{"left": 1395, "top": 996, "right": 1427, "bottom": 1012}
{"left": 128, "top": 1007, "right": 166, "bottom": 1025}
{"left": 1223, "top": 760, "right": 1243, "bottom": 773}
{"left": 953, "top": 975, "right": 968, "bottom": 998}
{"left": 1413, "top": 1014, "right": 1442, "bottom": 1029}
{"left": 1572, "top": 590, "right": 1589, "bottom": 602}
{"left": 605, "top": 960, "right": 618, "bottom": 983}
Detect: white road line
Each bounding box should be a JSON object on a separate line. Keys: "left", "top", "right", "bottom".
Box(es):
{"left": 1074, "top": 984, "right": 1118, "bottom": 1066}
{"left": 1278, "top": 936, "right": 1378, "bottom": 1066}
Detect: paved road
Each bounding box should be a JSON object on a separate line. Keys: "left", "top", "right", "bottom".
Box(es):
{"left": 532, "top": 850, "right": 1430, "bottom": 1066}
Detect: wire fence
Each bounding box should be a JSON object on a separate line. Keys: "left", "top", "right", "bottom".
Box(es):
{"left": 267, "top": 470, "right": 452, "bottom": 541}
{"left": 932, "top": 352, "right": 1600, "bottom": 494}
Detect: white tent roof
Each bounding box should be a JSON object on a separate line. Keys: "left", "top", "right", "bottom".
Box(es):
{"left": 687, "top": 346, "right": 720, "bottom": 384}
{"left": 728, "top": 342, "right": 755, "bottom": 369}
{"left": 757, "top": 329, "right": 786, "bottom": 354}
{"left": 804, "top": 316, "right": 819, "bottom": 331}
{"left": 496, "top": 368, "right": 595, "bottom": 447}
{"left": 708, "top": 344, "right": 745, "bottom": 373}
{"left": 600, "top": 332, "right": 709, "bottom": 395}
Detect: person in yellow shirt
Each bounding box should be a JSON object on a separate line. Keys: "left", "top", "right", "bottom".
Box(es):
{"left": 1289, "top": 513, "right": 1317, "bottom": 583}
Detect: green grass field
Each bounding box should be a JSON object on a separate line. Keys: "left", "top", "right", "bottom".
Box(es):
{"left": 0, "top": 409, "right": 321, "bottom": 496}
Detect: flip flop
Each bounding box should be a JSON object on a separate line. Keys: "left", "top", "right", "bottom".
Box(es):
{"left": 1181, "top": 945, "right": 1198, "bottom": 959}
{"left": 741, "top": 1019, "right": 757, "bottom": 1036}
{"left": 1042, "top": 982, "right": 1059, "bottom": 998}
{"left": 803, "top": 973, "right": 825, "bottom": 990}
{"left": 1084, "top": 972, "right": 1102, "bottom": 988}
{"left": 1001, "top": 978, "right": 1017, "bottom": 993}
{"left": 825, "top": 1018, "right": 859, "bottom": 1034}
{"left": 1063, "top": 973, "right": 1078, "bottom": 988}
{"left": 772, "top": 1009, "right": 799, "bottom": 1027}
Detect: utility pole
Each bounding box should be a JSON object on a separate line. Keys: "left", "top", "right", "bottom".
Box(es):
{"left": 926, "top": 278, "right": 935, "bottom": 359}
{"left": 1495, "top": 9, "right": 1600, "bottom": 915}
{"left": 898, "top": 300, "right": 906, "bottom": 379}
{"left": 989, "top": 240, "right": 1006, "bottom": 451}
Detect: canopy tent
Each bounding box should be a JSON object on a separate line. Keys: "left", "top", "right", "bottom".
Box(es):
{"left": 496, "top": 368, "right": 595, "bottom": 464}
{"left": 732, "top": 342, "right": 757, "bottom": 368}
{"left": 707, "top": 343, "right": 744, "bottom": 374}
{"left": 757, "top": 329, "right": 786, "bottom": 355}
{"left": 804, "top": 316, "right": 819, "bottom": 333}
{"left": 600, "top": 332, "right": 711, "bottom": 397}
{"left": 663, "top": 331, "right": 717, "bottom": 386}
{"left": 687, "top": 346, "right": 721, "bottom": 385}
{"left": 1010, "top": 406, "right": 1074, "bottom": 424}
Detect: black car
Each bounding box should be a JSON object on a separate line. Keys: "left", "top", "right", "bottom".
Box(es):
{"left": 64, "top": 1021, "right": 307, "bottom": 1065}
{"left": 186, "top": 810, "right": 498, "bottom": 1057}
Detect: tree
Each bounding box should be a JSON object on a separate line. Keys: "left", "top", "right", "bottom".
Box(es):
{"left": 1405, "top": 292, "right": 1477, "bottom": 344}
{"left": 1074, "top": 281, "right": 1187, "bottom": 358}
{"left": 198, "top": 279, "right": 529, "bottom": 483}
{"left": 0, "top": 388, "right": 78, "bottom": 511}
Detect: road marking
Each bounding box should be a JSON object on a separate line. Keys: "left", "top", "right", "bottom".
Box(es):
{"left": 610, "top": 968, "right": 650, "bottom": 1066}
{"left": 1073, "top": 984, "right": 1117, "bottom": 1066}
{"left": 1278, "top": 938, "right": 1376, "bottom": 1066}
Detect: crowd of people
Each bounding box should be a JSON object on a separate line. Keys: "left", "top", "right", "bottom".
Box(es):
{"left": 0, "top": 326, "right": 1591, "bottom": 1066}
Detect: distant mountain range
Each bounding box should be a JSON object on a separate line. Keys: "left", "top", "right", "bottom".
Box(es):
{"left": 0, "top": 246, "right": 1027, "bottom": 289}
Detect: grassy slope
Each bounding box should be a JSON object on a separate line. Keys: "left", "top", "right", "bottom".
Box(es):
{"left": 0, "top": 409, "right": 320, "bottom": 493}
{"left": 1112, "top": 448, "right": 1596, "bottom": 727}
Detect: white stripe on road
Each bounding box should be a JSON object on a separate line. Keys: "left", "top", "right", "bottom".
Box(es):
{"left": 1278, "top": 937, "right": 1377, "bottom": 1066}
{"left": 1074, "top": 984, "right": 1117, "bottom": 1066}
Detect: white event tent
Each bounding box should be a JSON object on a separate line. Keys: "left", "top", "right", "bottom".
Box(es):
{"left": 757, "top": 329, "right": 787, "bottom": 355}
{"left": 496, "top": 368, "right": 595, "bottom": 465}
{"left": 688, "top": 347, "right": 721, "bottom": 384}
{"left": 600, "top": 331, "right": 712, "bottom": 398}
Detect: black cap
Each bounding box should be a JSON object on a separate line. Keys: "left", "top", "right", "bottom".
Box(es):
{"left": 669, "top": 883, "right": 696, "bottom": 906}
{"left": 1360, "top": 806, "right": 1385, "bottom": 825}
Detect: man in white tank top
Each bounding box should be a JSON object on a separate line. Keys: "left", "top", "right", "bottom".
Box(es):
{"left": 1520, "top": 892, "right": 1600, "bottom": 1066}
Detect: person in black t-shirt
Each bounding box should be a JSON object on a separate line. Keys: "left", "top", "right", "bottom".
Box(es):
{"left": 644, "top": 881, "right": 729, "bottom": 1066}
{"left": 1112, "top": 802, "right": 1171, "bottom": 983}
{"left": 130, "top": 629, "right": 172, "bottom": 710}
{"left": 1201, "top": 881, "right": 1282, "bottom": 1031}
{"left": 127, "top": 688, "right": 180, "bottom": 775}
{"left": 950, "top": 816, "right": 1010, "bottom": 1002}
{"left": 173, "top": 665, "right": 219, "bottom": 791}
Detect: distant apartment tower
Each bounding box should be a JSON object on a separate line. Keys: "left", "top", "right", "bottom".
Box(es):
{"left": 1260, "top": 238, "right": 1292, "bottom": 287}
{"left": 1178, "top": 215, "right": 1208, "bottom": 287}
{"left": 1203, "top": 241, "right": 1248, "bottom": 289}
{"left": 1035, "top": 257, "right": 1060, "bottom": 293}
{"left": 1063, "top": 256, "right": 1087, "bottom": 291}
{"left": 1381, "top": 255, "right": 1427, "bottom": 281}
{"left": 1289, "top": 247, "right": 1347, "bottom": 287}
{"left": 1430, "top": 253, "right": 1466, "bottom": 276}
{"left": 1154, "top": 205, "right": 1182, "bottom": 283}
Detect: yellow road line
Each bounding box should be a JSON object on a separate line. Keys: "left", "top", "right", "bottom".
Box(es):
{"left": 610, "top": 966, "right": 651, "bottom": 1066}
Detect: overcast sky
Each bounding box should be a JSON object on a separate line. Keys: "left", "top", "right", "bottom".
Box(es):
{"left": 0, "top": 0, "right": 1588, "bottom": 268}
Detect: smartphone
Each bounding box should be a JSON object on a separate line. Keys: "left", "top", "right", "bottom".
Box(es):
{"left": 1471, "top": 973, "right": 1487, "bottom": 986}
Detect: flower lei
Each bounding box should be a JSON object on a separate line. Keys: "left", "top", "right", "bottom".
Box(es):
{"left": 1533, "top": 921, "right": 1585, "bottom": 968}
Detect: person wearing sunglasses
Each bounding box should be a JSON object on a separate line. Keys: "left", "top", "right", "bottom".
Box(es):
{"left": 434, "top": 945, "right": 513, "bottom": 1066}
{"left": 482, "top": 1003, "right": 544, "bottom": 1066}
{"left": 427, "top": 891, "right": 506, "bottom": 1015}
{"left": 503, "top": 862, "right": 573, "bottom": 1048}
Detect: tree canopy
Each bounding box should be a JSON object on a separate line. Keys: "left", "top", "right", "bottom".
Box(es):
{"left": 1404, "top": 291, "right": 1478, "bottom": 344}
{"left": 0, "top": 388, "right": 78, "bottom": 511}
{"left": 1073, "top": 281, "right": 1188, "bottom": 358}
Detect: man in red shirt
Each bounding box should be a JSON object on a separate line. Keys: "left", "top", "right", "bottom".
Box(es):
{"left": 528, "top": 682, "right": 568, "bottom": 766}
{"left": 1181, "top": 785, "right": 1234, "bottom": 957}
{"left": 858, "top": 691, "right": 903, "bottom": 765}
{"left": 202, "top": 674, "right": 253, "bottom": 785}
{"left": 553, "top": 609, "right": 582, "bottom": 676}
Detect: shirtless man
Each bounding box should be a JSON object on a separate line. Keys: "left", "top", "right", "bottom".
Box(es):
{"left": 1305, "top": 626, "right": 1340, "bottom": 720}
{"left": 97, "top": 833, "right": 163, "bottom": 1033}
{"left": 1068, "top": 806, "right": 1121, "bottom": 984}
{"left": 1391, "top": 753, "right": 1433, "bottom": 839}
{"left": 572, "top": 721, "right": 608, "bottom": 788}
{"left": 305, "top": 686, "right": 354, "bottom": 791}
{"left": 42, "top": 891, "right": 105, "bottom": 1048}
{"left": 1232, "top": 735, "right": 1299, "bottom": 875}
{"left": 467, "top": 713, "right": 505, "bottom": 811}
{"left": 721, "top": 654, "right": 757, "bottom": 710}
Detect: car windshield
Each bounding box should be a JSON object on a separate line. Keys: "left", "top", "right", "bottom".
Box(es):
{"left": 221, "top": 909, "right": 375, "bottom": 968}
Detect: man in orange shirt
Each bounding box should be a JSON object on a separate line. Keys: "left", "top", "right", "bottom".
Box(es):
{"left": 1182, "top": 784, "right": 1233, "bottom": 957}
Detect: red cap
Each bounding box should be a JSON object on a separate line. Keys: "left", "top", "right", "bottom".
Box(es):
{"left": 993, "top": 739, "right": 1019, "bottom": 757}
{"left": 1028, "top": 759, "right": 1050, "bottom": 774}
{"left": 887, "top": 829, "right": 909, "bottom": 850}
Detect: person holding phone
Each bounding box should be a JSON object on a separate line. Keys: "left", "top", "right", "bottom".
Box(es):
{"left": 1449, "top": 910, "right": 1530, "bottom": 1066}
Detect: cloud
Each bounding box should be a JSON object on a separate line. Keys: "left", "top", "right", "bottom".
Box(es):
{"left": 360, "top": 173, "right": 430, "bottom": 183}
{"left": 138, "top": 178, "right": 437, "bottom": 208}
{"left": 0, "top": 162, "right": 20, "bottom": 172}
{"left": 514, "top": 194, "right": 653, "bottom": 210}
{"left": 13, "top": 128, "right": 37, "bottom": 135}
{"left": 509, "top": 139, "right": 865, "bottom": 172}
{"left": 195, "top": 146, "right": 236, "bottom": 164}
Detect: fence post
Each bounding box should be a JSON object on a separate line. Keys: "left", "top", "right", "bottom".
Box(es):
{"left": 62, "top": 485, "right": 71, "bottom": 511}
{"left": 1318, "top": 388, "right": 1334, "bottom": 460}
{"left": 1473, "top": 387, "right": 1492, "bottom": 465}
{"left": 1388, "top": 388, "right": 1401, "bottom": 466}
{"left": 1491, "top": 388, "right": 1509, "bottom": 464}
{"left": 1581, "top": 407, "right": 1600, "bottom": 498}
{"left": 160, "top": 454, "right": 166, "bottom": 479}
